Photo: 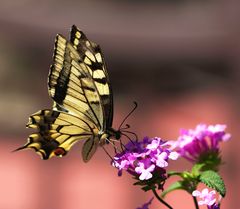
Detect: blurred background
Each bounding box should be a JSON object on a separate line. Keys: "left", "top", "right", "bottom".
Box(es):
{"left": 0, "top": 0, "right": 239, "bottom": 208}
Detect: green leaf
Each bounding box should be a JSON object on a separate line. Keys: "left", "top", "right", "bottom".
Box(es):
{"left": 199, "top": 170, "right": 226, "bottom": 197}
{"left": 161, "top": 181, "right": 186, "bottom": 197}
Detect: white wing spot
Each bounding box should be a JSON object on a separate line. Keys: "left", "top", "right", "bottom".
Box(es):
{"left": 95, "top": 82, "right": 109, "bottom": 95}
{"left": 93, "top": 69, "right": 105, "bottom": 79}
{"left": 86, "top": 65, "right": 93, "bottom": 76}
{"left": 86, "top": 41, "right": 91, "bottom": 47}
{"left": 85, "top": 51, "right": 96, "bottom": 62}
{"left": 75, "top": 31, "right": 81, "bottom": 38}
{"left": 95, "top": 53, "right": 102, "bottom": 63}
{"left": 74, "top": 38, "right": 79, "bottom": 46}
{"left": 84, "top": 56, "right": 92, "bottom": 65}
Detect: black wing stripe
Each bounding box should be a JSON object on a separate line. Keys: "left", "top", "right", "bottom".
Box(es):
{"left": 93, "top": 77, "right": 107, "bottom": 85}
{"left": 50, "top": 73, "right": 84, "bottom": 97}
{"left": 53, "top": 71, "right": 70, "bottom": 105}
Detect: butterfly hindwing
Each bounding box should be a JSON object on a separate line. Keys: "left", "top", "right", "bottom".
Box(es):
{"left": 82, "top": 135, "right": 99, "bottom": 162}
{"left": 18, "top": 109, "right": 94, "bottom": 159}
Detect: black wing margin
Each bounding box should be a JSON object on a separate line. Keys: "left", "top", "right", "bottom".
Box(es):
{"left": 70, "top": 25, "right": 114, "bottom": 129}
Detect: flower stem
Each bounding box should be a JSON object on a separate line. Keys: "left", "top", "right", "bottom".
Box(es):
{"left": 151, "top": 188, "right": 173, "bottom": 209}
{"left": 193, "top": 196, "right": 199, "bottom": 209}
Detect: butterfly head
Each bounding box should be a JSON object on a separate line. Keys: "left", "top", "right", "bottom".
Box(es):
{"left": 109, "top": 128, "right": 121, "bottom": 140}
{"left": 115, "top": 130, "right": 121, "bottom": 140}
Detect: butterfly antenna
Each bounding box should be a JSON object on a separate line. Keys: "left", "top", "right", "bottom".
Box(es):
{"left": 121, "top": 132, "right": 135, "bottom": 146}
{"left": 120, "top": 124, "right": 130, "bottom": 130}
{"left": 119, "top": 137, "right": 128, "bottom": 152}
{"left": 122, "top": 130, "right": 138, "bottom": 141}
{"left": 118, "top": 101, "right": 138, "bottom": 130}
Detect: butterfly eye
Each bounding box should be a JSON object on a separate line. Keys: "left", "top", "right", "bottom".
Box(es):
{"left": 54, "top": 147, "right": 67, "bottom": 157}
{"left": 115, "top": 131, "right": 121, "bottom": 140}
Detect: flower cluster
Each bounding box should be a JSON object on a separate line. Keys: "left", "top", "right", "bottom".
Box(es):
{"left": 111, "top": 124, "right": 230, "bottom": 209}
{"left": 112, "top": 137, "right": 179, "bottom": 181}
{"left": 192, "top": 188, "right": 220, "bottom": 209}
{"left": 169, "top": 124, "right": 231, "bottom": 164}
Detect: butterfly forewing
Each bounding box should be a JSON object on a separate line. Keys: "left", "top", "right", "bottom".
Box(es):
{"left": 70, "top": 25, "right": 113, "bottom": 129}
{"left": 48, "top": 34, "right": 104, "bottom": 128}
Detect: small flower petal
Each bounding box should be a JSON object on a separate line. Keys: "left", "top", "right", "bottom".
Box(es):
{"left": 192, "top": 188, "right": 217, "bottom": 206}
{"left": 168, "top": 151, "right": 179, "bottom": 160}
{"left": 156, "top": 152, "right": 168, "bottom": 168}
{"left": 136, "top": 163, "right": 155, "bottom": 180}
{"left": 192, "top": 190, "right": 201, "bottom": 197}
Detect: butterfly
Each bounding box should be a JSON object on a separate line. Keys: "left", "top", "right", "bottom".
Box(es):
{"left": 17, "top": 25, "right": 122, "bottom": 162}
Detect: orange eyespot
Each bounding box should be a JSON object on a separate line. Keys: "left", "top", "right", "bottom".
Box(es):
{"left": 54, "top": 147, "right": 67, "bottom": 157}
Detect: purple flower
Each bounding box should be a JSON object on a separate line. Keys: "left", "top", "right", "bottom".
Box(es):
{"left": 169, "top": 124, "right": 231, "bottom": 163}
{"left": 192, "top": 188, "right": 220, "bottom": 209}
{"left": 207, "top": 204, "right": 220, "bottom": 209}
{"left": 192, "top": 188, "right": 216, "bottom": 206}
{"left": 112, "top": 137, "right": 179, "bottom": 182}
{"left": 136, "top": 197, "right": 154, "bottom": 209}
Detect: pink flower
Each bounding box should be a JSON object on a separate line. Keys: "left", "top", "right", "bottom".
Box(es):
{"left": 170, "top": 124, "right": 231, "bottom": 163}
{"left": 192, "top": 188, "right": 216, "bottom": 206}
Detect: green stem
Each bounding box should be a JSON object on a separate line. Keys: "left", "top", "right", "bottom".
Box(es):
{"left": 193, "top": 196, "right": 199, "bottom": 209}
{"left": 151, "top": 188, "right": 173, "bottom": 209}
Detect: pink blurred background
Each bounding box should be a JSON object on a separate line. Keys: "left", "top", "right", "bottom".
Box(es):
{"left": 0, "top": 0, "right": 239, "bottom": 208}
